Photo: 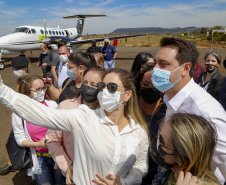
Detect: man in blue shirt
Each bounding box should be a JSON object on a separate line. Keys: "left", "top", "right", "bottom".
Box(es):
{"left": 102, "top": 38, "right": 117, "bottom": 68}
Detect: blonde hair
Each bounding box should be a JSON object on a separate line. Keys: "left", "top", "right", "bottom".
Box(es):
{"left": 103, "top": 68, "right": 149, "bottom": 140}
{"left": 168, "top": 113, "right": 220, "bottom": 185}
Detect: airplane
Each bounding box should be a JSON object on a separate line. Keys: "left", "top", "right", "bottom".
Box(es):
{"left": 0, "top": 15, "right": 145, "bottom": 70}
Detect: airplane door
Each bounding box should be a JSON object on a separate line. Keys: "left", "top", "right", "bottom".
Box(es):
{"left": 65, "top": 30, "right": 70, "bottom": 37}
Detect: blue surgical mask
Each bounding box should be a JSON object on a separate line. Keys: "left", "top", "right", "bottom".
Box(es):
{"left": 67, "top": 69, "right": 77, "bottom": 80}
{"left": 151, "top": 65, "right": 183, "bottom": 92}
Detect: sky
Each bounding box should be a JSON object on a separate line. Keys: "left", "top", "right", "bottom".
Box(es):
{"left": 0, "top": 0, "right": 226, "bottom": 36}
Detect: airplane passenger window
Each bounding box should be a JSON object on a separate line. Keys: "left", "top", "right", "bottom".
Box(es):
{"left": 31, "top": 29, "right": 36, "bottom": 34}
{"left": 52, "top": 31, "right": 55, "bottom": 35}
{"left": 41, "top": 30, "right": 44, "bottom": 34}
{"left": 62, "top": 32, "right": 65, "bottom": 35}
{"left": 49, "top": 31, "right": 52, "bottom": 35}
{"left": 46, "top": 30, "right": 48, "bottom": 35}
{"left": 59, "top": 31, "right": 62, "bottom": 35}
{"left": 56, "top": 31, "right": 58, "bottom": 35}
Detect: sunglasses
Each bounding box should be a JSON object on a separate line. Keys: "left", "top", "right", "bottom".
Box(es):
{"left": 97, "top": 82, "right": 119, "bottom": 93}
{"left": 155, "top": 136, "right": 176, "bottom": 157}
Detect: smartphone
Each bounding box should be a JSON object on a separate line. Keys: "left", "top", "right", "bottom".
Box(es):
{"left": 42, "top": 67, "right": 47, "bottom": 78}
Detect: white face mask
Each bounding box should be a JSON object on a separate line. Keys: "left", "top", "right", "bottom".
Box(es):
{"left": 97, "top": 89, "right": 126, "bottom": 112}
{"left": 59, "top": 55, "right": 68, "bottom": 63}
{"left": 31, "top": 90, "right": 45, "bottom": 102}
{"left": 13, "top": 69, "right": 25, "bottom": 78}
{"left": 42, "top": 51, "right": 47, "bottom": 54}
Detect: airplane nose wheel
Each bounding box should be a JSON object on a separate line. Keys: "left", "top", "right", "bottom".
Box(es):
{"left": 0, "top": 62, "right": 5, "bottom": 70}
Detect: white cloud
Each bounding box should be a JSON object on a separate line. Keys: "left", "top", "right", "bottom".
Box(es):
{"left": 1, "top": 1, "right": 226, "bottom": 36}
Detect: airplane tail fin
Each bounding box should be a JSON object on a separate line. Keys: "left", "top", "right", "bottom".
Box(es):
{"left": 63, "top": 15, "right": 106, "bottom": 35}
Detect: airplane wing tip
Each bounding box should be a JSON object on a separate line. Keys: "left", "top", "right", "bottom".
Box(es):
{"left": 63, "top": 15, "right": 107, "bottom": 19}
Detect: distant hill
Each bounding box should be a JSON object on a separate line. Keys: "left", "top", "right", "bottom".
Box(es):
{"left": 111, "top": 27, "right": 202, "bottom": 34}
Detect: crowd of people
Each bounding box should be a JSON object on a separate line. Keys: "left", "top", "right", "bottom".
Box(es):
{"left": 0, "top": 37, "right": 225, "bottom": 185}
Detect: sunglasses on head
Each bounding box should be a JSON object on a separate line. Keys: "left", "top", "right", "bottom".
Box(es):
{"left": 97, "top": 82, "right": 118, "bottom": 93}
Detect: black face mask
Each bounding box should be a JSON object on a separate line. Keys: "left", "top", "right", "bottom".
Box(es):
{"left": 92, "top": 43, "right": 96, "bottom": 47}
{"left": 150, "top": 137, "right": 178, "bottom": 169}
{"left": 105, "top": 42, "right": 109, "bottom": 47}
{"left": 140, "top": 87, "right": 161, "bottom": 104}
{"left": 205, "top": 64, "right": 217, "bottom": 73}
{"left": 80, "top": 84, "right": 99, "bottom": 103}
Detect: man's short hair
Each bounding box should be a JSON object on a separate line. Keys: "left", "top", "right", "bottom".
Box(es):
{"left": 59, "top": 46, "right": 70, "bottom": 54}
{"left": 57, "top": 40, "right": 67, "bottom": 49}
{"left": 104, "top": 38, "right": 110, "bottom": 43}
{"left": 40, "top": 44, "right": 48, "bottom": 49}
{"left": 160, "top": 37, "right": 199, "bottom": 77}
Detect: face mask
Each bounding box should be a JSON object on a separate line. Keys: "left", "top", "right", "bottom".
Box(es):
{"left": 205, "top": 64, "right": 217, "bottom": 73}
{"left": 150, "top": 137, "right": 178, "bottom": 169}
{"left": 92, "top": 43, "right": 96, "bottom": 47}
{"left": 97, "top": 89, "right": 125, "bottom": 112}
{"left": 140, "top": 87, "right": 161, "bottom": 104}
{"left": 67, "top": 69, "right": 77, "bottom": 81}
{"left": 59, "top": 55, "right": 68, "bottom": 63}
{"left": 31, "top": 90, "right": 45, "bottom": 102}
{"left": 80, "top": 84, "right": 99, "bottom": 103}
{"left": 42, "top": 51, "right": 47, "bottom": 54}
{"left": 13, "top": 69, "right": 25, "bottom": 78}
{"left": 151, "top": 65, "right": 184, "bottom": 92}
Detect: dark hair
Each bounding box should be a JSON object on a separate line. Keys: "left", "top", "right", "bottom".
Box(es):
{"left": 57, "top": 40, "right": 67, "bottom": 49}
{"left": 160, "top": 37, "right": 199, "bottom": 77}
{"left": 135, "top": 63, "right": 155, "bottom": 96}
{"left": 83, "top": 66, "right": 105, "bottom": 80}
{"left": 68, "top": 51, "right": 96, "bottom": 68}
{"left": 131, "top": 52, "right": 153, "bottom": 76}
{"left": 204, "top": 50, "right": 221, "bottom": 64}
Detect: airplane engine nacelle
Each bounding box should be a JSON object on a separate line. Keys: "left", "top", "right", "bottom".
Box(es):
{"left": 1, "top": 50, "right": 21, "bottom": 55}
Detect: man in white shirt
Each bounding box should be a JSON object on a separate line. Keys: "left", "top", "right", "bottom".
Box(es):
{"left": 58, "top": 46, "right": 70, "bottom": 88}
{"left": 151, "top": 37, "right": 226, "bottom": 184}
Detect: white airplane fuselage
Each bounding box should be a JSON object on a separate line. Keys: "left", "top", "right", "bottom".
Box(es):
{"left": 0, "top": 25, "right": 78, "bottom": 53}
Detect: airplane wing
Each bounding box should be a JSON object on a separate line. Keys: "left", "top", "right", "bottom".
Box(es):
{"left": 42, "top": 34, "right": 146, "bottom": 45}
{"left": 70, "top": 34, "right": 146, "bottom": 45}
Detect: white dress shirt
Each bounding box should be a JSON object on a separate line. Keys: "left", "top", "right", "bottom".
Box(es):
{"left": 164, "top": 78, "right": 226, "bottom": 184}
{"left": 0, "top": 83, "right": 149, "bottom": 185}
{"left": 57, "top": 61, "right": 68, "bottom": 88}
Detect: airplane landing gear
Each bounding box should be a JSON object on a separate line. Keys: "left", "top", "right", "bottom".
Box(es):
{"left": 0, "top": 52, "right": 4, "bottom": 70}
{"left": 0, "top": 62, "right": 4, "bottom": 70}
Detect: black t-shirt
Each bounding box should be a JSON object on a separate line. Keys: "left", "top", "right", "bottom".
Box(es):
{"left": 141, "top": 103, "right": 166, "bottom": 185}
{"left": 59, "top": 78, "right": 80, "bottom": 103}
{"left": 86, "top": 46, "right": 101, "bottom": 54}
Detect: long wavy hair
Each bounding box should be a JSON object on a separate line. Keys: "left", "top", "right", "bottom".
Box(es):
{"left": 168, "top": 113, "right": 220, "bottom": 184}
{"left": 103, "top": 68, "right": 149, "bottom": 140}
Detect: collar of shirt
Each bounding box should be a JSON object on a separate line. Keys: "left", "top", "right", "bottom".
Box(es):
{"left": 96, "top": 107, "right": 140, "bottom": 135}
{"left": 163, "top": 79, "right": 194, "bottom": 111}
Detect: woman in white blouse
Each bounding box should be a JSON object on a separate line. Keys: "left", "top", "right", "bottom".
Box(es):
{"left": 0, "top": 68, "right": 149, "bottom": 185}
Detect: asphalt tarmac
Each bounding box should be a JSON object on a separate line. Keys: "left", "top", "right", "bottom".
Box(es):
{"left": 0, "top": 46, "right": 226, "bottom": 184}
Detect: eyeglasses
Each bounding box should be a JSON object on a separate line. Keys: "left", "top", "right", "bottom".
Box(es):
{"left": 30, "top": 86, "right": 47, "bottom": 94}
{"left": 97, "top": 82, "right": 119, "bottom": 93}
{"left": 156, "top": 136, "right": 176, "bottom": 157}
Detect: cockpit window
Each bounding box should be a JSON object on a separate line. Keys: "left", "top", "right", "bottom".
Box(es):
{"left": 14, "top": 27, "right": 30, "bottom": 33}
{"left": 28, "top": 30, "right": 31, "bottom": 34}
